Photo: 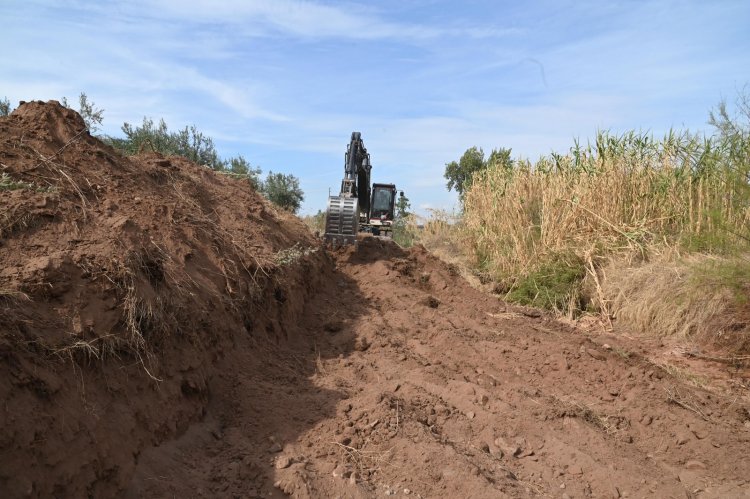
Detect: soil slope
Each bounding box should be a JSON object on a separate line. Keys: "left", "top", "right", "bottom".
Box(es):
{"left": 1, "top": 102, "right": 749, "bottom": 499}
{"left": 0, "top": 101, "right": 327, "bottom": 497}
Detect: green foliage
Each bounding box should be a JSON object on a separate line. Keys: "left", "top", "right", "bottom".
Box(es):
{"left": 0, "top": 97, "right": 10, "bottom": 117}
{"left": 223, "top": 155, "right": 262, "bottom": 188}
{"left": 301, "top": 209, "right": 326, "bottom": 233}
{"left": 103, "top": 117, "right": 271, "bottom": 192}
{"left": 0, "top": 172, "right": 52, "bottom": 192}
{"left": 61, "top": 93, "right": 104, "bottom": 133}
{"left": 395, "top": 192, "right": 411, "bottom": 219}
{"left": 506, "top": 255, "right": 586, "bottom": 312}
{"left": 393, "top": 193, "right": 416, "bottom": 247}
{"left": 486, "top": 147, "right": 514, "bottom": 171}
{"left": 444, "top": 146, "right": 485, "bottom": 198}
{"left": 444, "top": 146, "right": 513, "bottom": 201}
{"left": 691, "top": 258, "right": 750, "bottom": 305}
{"left": 104, "top": 117, "right": 222, "bottom": 169}
{"left": 262, "top": 171, "right": 304, "bottom": 213}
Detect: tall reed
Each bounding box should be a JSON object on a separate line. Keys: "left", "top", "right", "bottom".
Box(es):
{"left": 463, "top": 130, "right": 750, "bottom": 288}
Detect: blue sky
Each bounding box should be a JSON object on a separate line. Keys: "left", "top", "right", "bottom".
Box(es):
{"left": 2, "top": 0, "right": 749, "bottom": 215}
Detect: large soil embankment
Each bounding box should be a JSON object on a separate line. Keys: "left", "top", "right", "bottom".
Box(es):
{"left": 0, "top": 101, "right": 330, "bottom": 497}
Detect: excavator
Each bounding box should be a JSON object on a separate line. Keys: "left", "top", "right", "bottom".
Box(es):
{"left": 324, "top": 132, "right": 402, "bottom": 246}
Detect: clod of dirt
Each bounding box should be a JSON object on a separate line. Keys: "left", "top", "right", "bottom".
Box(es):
{"left": 587, "top": 348, "right": 607, "bottom": 361}
{"left": 324, "top": 320, "right": 343, "bottom": 333}
{"left": 424, "top": 295, "right": 440, "bottom": 308}
{"left": 274, "top": 455, "right": 292, "bottom": 469}
{"left": 685, "top": 460, "right": 706, "bottom": 470}
{"left": 354, "top": 337, "right": 371, "bottom": 351}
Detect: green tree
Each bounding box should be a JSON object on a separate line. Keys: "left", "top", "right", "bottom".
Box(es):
{"left": 262, "top": 171, "right": 304, "bottom": 213}
{"left": 486, "top": 147, "right": 514, "bottom": 171}
{"left": 0, "top": 97, "right": 10, "bottom": 117}
{"left": 392, "top": 192, "right": 415, "bottom": 247}
{"left": 444, "top": 146, "right": 486, "bottom": 199}
{"left": 223, "top": 155, "right": 262, "bottom": 187}
{"left": 395, "top": 192, "right": 411, "bottom": 219}
{"left": 61, "top": 92, "right": 104, "bottom": 133}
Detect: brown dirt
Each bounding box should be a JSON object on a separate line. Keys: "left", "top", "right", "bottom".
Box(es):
{"left": 2, "top": 102, "right": 750, "bottom": 498}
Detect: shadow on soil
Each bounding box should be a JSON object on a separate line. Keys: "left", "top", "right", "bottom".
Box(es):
{"left": 124, "top": 252, "right": 370, "bottom": 498}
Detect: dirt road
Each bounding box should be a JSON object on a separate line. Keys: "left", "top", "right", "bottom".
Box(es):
{"left": 126, "top": 237, "right": 750, "bottom": 499}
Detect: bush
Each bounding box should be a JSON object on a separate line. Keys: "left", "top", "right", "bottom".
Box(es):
{"left": 262, "top": 171, "right": 304, "bottom": 213}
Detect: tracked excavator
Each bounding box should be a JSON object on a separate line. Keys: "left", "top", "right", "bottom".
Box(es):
{"left": 324, "top": 132, "right": 402, "bottom": 246}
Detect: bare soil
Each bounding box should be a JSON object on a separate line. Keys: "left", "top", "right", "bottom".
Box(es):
{"left": 1, "top": 102, "right": 749, "bottom": 498}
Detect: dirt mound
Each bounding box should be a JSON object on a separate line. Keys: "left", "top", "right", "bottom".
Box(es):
{"left": 0, "top": 101, "right": 328, "bottom": 497}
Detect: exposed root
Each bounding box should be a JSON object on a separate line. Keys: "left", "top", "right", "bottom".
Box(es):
{"left": 549, "top": 394, "right": 630, "bottom": 435}
{"left": 665, "top": 386, "right": 710, "bottom": 421}
{"left": 332, "top": 441, "right": 393, "bottom": 479}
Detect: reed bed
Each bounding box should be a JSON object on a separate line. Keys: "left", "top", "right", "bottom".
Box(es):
{"left": 461, "top": 130, "right": 750, "bottom": 316}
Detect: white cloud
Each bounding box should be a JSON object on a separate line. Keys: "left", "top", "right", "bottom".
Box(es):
{"left": 132, "top": 0, "right": 515, "bottom": 40}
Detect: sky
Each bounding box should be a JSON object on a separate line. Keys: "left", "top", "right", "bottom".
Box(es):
{"left": 1, "top": 0, "right": 749, "bottom": 215}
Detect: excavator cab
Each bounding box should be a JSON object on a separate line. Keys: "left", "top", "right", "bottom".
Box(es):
{"left": 370, "top": 184, "right": 396, "bottom": 221}
{"left": 366, "top": 184, "right": 398, "bottom": 237}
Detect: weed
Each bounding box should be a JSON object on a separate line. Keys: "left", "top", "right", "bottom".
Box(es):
{"left": 274, "top": 243, "right": 318, "bottom": 266}
{"left": 657, "top": 362, "right": 709, "bottom": 388}
{"left": 0, "top": 172, "right": 54, "bottom": 192}
{"left": 611, "top": 346, "right": 632, "bottom": 359}
{"left": 506, "top": 254, "right": 586, "bottom": 314}
{"left": 0, "top": 289, "right": 31, "bottom": 302}
{"left": 690, "top": 257, "right": 750, "bottom": 305}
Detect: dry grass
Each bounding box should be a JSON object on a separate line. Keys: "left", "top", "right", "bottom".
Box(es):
{"left": 464, "top": 144, "right": 750, "bottom": 283}
{"left": 599, "top": 255, "right": 731, "bottom": 338}
{"left": 449, "top": 130, "right": 750, "bottom": 352}
{"left": 300, "top": 211, "right": 326, "bottom": 235}
{"left": 0, "top": 289, "right": 31, "bottom": 302}
{"left": 549, "top": 394, "right": 630, "bottom": 435}
{"left": 332, "top": 441, "right": 393, "bottom": 478}
{"left": 665, "top": 385, "right": 711, "bottom": 420}
{"left": 596, "top": 254, "right": 750, "bottom": 353}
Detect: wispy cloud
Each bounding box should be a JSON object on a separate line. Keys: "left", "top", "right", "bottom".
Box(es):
{"left": 142, "top": 0, "right": 516, "bottom": 40}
